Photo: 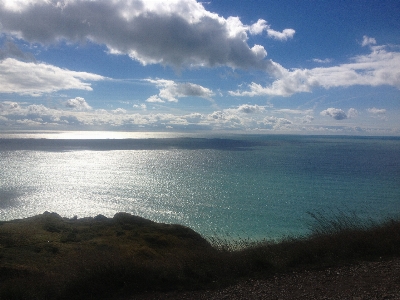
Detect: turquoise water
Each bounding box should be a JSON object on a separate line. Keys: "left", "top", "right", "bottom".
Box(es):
{"left": 0, "top": 133, "right": 399, "bottom": 240}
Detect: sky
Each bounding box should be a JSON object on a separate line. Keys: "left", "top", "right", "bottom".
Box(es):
{"left": 0, "top": 0, "right": 399, "bottom": 135}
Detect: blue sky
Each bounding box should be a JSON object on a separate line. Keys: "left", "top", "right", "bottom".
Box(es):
{"left": 0, "top": 0, "right": 399, "bottom": 135}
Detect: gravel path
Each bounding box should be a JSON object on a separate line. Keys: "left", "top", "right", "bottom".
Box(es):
{"left": 132, "top": 257, "right": 400, "bottom": 299}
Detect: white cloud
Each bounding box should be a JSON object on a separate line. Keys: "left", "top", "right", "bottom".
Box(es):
{"left": 266, "top": 28, "right": 295, "bottom": 41}
{"left": 95, "top": 109, "right": 108, "bottom": 114}
{"left": 367, "top": 107, "right": 387, "bottom": 120}
{"left": 313, "top": 48, "right": 400, "bottom": 89}
{"left": 249, "top": 19, "right": 268, "bottom": 35}
{"left": 184, "top": 112, "right": 203, "bottom": 123}
{"left": 298, "top": 115, "right": 314, "bottom": 124}
{"left": 312, "top": 58, "right": 332, "bottom": 64}
{"left": 0, "top": 0, "right": 291, "bottom": 73}
{"left": 230, "top": 45, "right": 400, "bottom": 97}
{"left": 248, "top": 19, "right": 295, "bottom": 41}
{"left": 27, "top": 104, "right": 49, "bottom": 114}
{"left": 236, "top": 104, "right": 265, "bottom": 114}
{"left": 1, "top": 101, "right": 65, "bottom": 126}
{"left": 146, "top": 95, "right": 165, "bottom": 103}
{"left": 362, "top": 35, "right": 377, "bottom": 47}
{"left": 251, "top": 45, "right": 268, "bottom": 60}
{"left": 263, "top": 116, "right": 291, "bottom": 124}
{"left": 229, "top": 68, "right": 317, "bottom": 97}
{"left": 0, "top": 101, "right": 21, "bottom": 111}
{"left": 320, "top": 108, "right": 347, "bottom": 120}
{"left": 65, "top": 97, "right": 92, "bottom": 111}
{"left": 367, "top": 107, "right": 386, "bottom": 114}
{"left": 0, "top": 58, "right": 105, "bottom": 96}
{"left": 205, "top": 110, "right": 244, "bottom": 129}
{"left": 204, "top": 105, "right": 298, "bottom": 130}
{"left": 112, "top": 108, "right": 127, "bottom": 114}
{"left": 263, "top": 116, "right": 292, "bottom": 129}
{"left": 347, "top": 108, "right": 358, "bottom": 118}
{"left": 133, "top": 104, "right": 147, "bottom": 110}
{"left": 145, "top": 79, "right": 214, "bottom": 102}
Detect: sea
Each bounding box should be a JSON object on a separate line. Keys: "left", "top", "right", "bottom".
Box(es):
{"left": 0, "top": 131, "right": 399, "bottom": 241}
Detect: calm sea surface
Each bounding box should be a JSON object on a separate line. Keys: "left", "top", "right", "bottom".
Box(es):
{"left": 1, "top": 132, "right": 399, "bottom": 240}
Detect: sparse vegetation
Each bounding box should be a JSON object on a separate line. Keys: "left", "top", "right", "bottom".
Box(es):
{"left": 1, "top": 210, "right": 399, "bottom": 299}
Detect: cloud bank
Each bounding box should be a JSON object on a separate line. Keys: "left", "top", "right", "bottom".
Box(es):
{"left": 0, "top": 100, "right": 396, "bottom": 135}
{"left": 230, "top": 46, "right": 400, "bottom": 97}
{"left": 0, "top": 0, "right": 293, "bottom": 74}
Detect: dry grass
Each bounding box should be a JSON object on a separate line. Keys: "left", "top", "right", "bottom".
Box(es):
{"left": 1, "top": 210, "right": 399, "bottom": 299}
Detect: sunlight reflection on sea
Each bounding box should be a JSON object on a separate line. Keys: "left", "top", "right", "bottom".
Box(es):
{"left": 1, "top": 132, "right": 399, "bottom": 240}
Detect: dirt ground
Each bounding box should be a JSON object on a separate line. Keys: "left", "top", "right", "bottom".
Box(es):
{"left": 133, "top": 257, "right": 400, "bottom": 300}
